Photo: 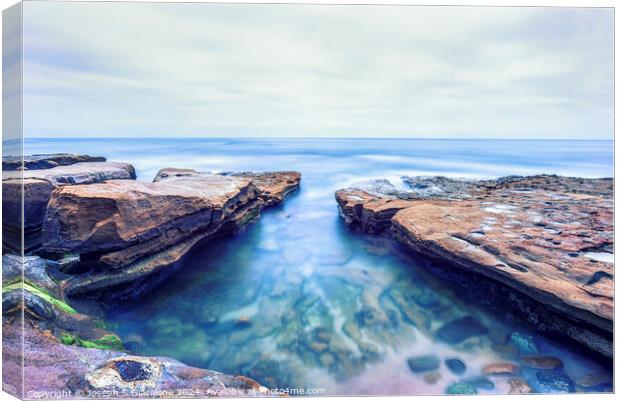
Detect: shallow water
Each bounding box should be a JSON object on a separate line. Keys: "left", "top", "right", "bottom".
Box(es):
{"left": 26, "top": 138, "right": 613, "bottom": 395}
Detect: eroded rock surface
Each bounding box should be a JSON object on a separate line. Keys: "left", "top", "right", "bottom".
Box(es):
{"left": 2, "top": 256, "right": 267, "bottom": 399}
{"left": 336, "top": 175, "right": 613, "bottom": 358}
{"left": 2, "top": 153, "right": 106, "bottom": 171}
{"left": 41, "top": 168, "right": 300, "bottom": 298}
{"left": 2, "top": 161, "right": 136, "bottom": 252}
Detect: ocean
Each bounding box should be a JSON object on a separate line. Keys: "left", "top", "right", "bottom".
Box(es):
{"left": 23, "top": 138, "right": 613, "bottom": 394}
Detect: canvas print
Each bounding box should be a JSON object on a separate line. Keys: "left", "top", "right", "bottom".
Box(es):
{"left": 1, "top": 1, "right": 614, "bottom": 399}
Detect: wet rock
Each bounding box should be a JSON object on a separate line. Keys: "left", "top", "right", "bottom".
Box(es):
{"left": 536, "top": 370, "right": 575, "bottom": 393}
{"left": 42, "top": 169, "right": 300, "bottom": 298}
{"left": 407, "top": 355, "right": 440, "bottom": 373}
{"left": 319, "top": 353, "right": 336, "bottom": 367}
{"left": 335, "top": 189, "right": 413, "bottom": 234}
{"left": 336, "top": 174, "right": 614, "bottom": 358}
{"left": 2, "top": 255, "right": 59, "bottom": 297}
{"left": 445, "top": 358, "right": 466, "bottom": 375}
{"left": 482, "top": 362, "right": 520, "bottom": 376}
{"left": 235, "top": 317, "right": 252, "bottom": 329}
{"left": 465, "top": 377, "right": 495, "bottom": 391}
{"left": 509, "top": 332, "right": 538, "bottom": 355}
{"left": 307, "top": 341, "right": 329, "bottom": 354}
{"left": 519, "top": 355, "right": 563, "bottom": 369}
{"left": 244, "top": 360, "right": 292, "bottom": 389}
{"left": 423, "top": 372, "right": 442, "bottom": 385}
{"left": 577, "top": 373, "right": 613, "bottom": 389}
{"left": 509, "top": 378, "right": 533, "bottom": 394}
{"left": 436, "top": 316, "right": 488, "bottom": 344}
{"left": 227, "top": 171, "right": 301, "bottom": 207}
{"left": 114, "top": 360, "right": 152, "bottom": 382}
{"left": 445, "top": 382, "right": 477, "bottom": 395}
{"left": 491, "top": 344, "right": 519, "bottom": 359}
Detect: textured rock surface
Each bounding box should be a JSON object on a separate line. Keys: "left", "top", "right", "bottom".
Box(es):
{"left": 2, "top": 161, "right": 136, "bottom": 252}
{"left": 41, "top": 169, "right": 300, "bottom": 298}
{"left": 2, "top": 153, "right": 106, "bottom": 171}
{"left": 336, "top": 175, "right": 613, "bottom": 358}
{"left": 2, "top": 255, "right": 267, "bottom": 398}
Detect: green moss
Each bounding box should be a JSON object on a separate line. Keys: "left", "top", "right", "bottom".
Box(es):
{"left": 60, "top": 333, "right": 77, "bottom": 345}
{"left": 79, "top": 334, "right": 123, "bottom": 350}
{"left": 2, "top": 281, "right": 78, "bottom": 315}
{"left": 59, "top": 333, "right": 123, "bottom": 350}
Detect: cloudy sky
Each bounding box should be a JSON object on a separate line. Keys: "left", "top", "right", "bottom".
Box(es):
{"left": 22, "top": 2, "right": 613, "bottom": 139}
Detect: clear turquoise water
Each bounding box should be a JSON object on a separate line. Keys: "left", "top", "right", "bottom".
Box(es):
{"left": 26, "top": 138, "right": 613, "bottom": 395}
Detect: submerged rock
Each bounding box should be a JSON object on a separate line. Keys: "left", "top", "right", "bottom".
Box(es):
{"left": 407, "top": 355, "right": 440, "bottom": 373}
{"left": 445, "top": 358, "right": 466, "bottom": 375}
{"left": 576, "top": 373, "right": 613, "bottom": 389}
{"left": 482, "top": 362, "right": 520, "bottom": 376}
{"left": 509, "top": 378, "right": 533, "bottom": 394}
{"left": 465, "top": 377, "right": 495, "bottom": 391}
{"left": 423, "top": 372, "right": 442, "bottom": 385}
{"left": 436, "top": 316, "right": 488, "bottom": 344}
{"left": 445, "top": 382, "right": 477, "bottom": 395}
{"left": 536, "top": 370, "right": 575, "bottom": 393}
{"left": 519, "top": 355, "right": 563, "bottom": 370}
{"left": 335, "top": 174, "right": 613, "bottom": 359}
{"left": 508, "top": 332, "right": 538, "bottom": 355}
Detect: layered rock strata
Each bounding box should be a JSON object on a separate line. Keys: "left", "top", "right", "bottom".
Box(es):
{"left": 40, "top": 167, "right": 300, "bottom": 299}
{"left": 2, "top": 153, "right": 106, "bottom": 171}
{"left": 336, "top": 175, "right": 613, "bottom": 358}
{"left": 2, "top": 161, "right": 136, "bottom": 252}
{"left": 2, "top": 255, "right": 267, "bottom": 399}
{"left": 2, "top": 157, "right": 300, "bottom": 397}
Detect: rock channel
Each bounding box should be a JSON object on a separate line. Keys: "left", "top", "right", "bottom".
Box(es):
{"left": 336, "top": 175, "right": 613, "bottom": 359}
{"left": 2, "top": 154, "right": 301, "bottom": 397}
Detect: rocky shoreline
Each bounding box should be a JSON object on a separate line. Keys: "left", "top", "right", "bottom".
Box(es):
{"left": 336, "top": 175, "right": 614, "bottom": 359}
{"left": 2, "top": 154, "right": 301, "bottom": 398}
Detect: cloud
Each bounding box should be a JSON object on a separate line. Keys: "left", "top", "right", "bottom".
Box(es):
{"left": 21, "top": 3, "right": 613, "bottom": 139}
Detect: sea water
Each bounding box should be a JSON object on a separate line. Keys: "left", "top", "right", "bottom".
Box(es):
{"left": 25, "top": 138, "right": 613, "bottom": 395}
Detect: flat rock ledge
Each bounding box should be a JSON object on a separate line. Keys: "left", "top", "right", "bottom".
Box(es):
{"left": 2, "top": 255, "right": 268, "bottom": 399}
{"left": 40, "top": 167, "right": 300, "bottom": 299}
{"left": 336, "top": 175, "right": 613, "bottom": 358}
{"left": 2, "top": 156, "right": 300, "bottom": 397}
{"left": 3, "top": 161, "right": 136, "bottom": 252}
{"left": 2, "top": 153, "right": 106, "bottom": 171}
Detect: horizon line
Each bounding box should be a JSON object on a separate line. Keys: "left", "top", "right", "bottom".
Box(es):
{"left": 11, "top": 136, "right": 615, "bottom": 141}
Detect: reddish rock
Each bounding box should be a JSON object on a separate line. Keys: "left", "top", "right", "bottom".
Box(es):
{"left": 519, "top": 355, "right": 564, "bottom": 370}
{"left": 508, "top": 378, "right": 533, "bottom": 394}
{"left": 2, "top": 161, "right": 136, "bottom": 251}
{"left": 482, "top": 362, "right": 520, "bottom": 375}
{"left": 336, "top": 175, "right": 613, "bottom": 358}
{"left": 2, "top": 255, "right": 268, "bottom": 398}
{"left": 41, "top": 169, "right": 300, "bottom": 298}
{"left": 2, "top": 319, "right": 267, "bottom": 398}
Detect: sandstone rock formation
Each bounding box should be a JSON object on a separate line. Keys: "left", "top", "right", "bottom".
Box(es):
{"left": 2, "top": 255, "right": 267, "bottom": 399}
{"left": 2, "top": 153, "right": 106, "bottom": 171}
{"left": 2, "top": 161, "right": 136, "bottom": 252}
{"left": 336, "top": 175, "right": 613, "bottom": 358}
{"left": 40, "top": 168, "right": 300, "bottom": 299}
{"left": 2, "top": 156, "right": 298, "bottom": 397}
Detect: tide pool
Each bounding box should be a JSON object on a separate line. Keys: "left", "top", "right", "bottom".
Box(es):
{"left": 25, "top": 138, "right": 613, "bottom": 394}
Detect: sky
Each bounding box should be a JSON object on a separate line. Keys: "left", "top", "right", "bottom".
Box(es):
{"left": 19, "top": 2, "right": 614, "bottom": 139}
